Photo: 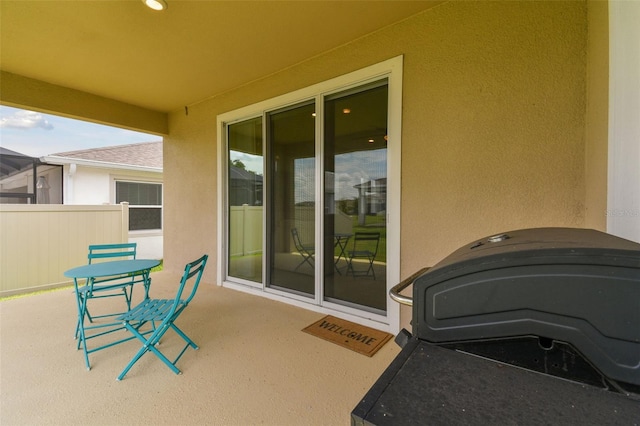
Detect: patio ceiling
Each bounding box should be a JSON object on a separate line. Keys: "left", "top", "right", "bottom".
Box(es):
{"left": 0, "top": 0, "right": 442, "bottom": 117}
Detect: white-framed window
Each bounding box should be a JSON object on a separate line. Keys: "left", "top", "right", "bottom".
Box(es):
{"left": 217, "top": 56, "right": 402, "bottom": 332}
{"left": 115, "top": 180, "right": 163, "bottom": 231}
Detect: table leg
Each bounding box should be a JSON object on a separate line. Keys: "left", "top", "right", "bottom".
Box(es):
{"left": 74, "top": 277, "right": 92, "bottom": 370}
{"left": 73, "top": 266, "right": 157, "bottom": 370}
{"left": 142, "top": 269, "right": 151, "bottom": 299}
{"left": 334, "top": 236, "right": 351, "bottom": 274}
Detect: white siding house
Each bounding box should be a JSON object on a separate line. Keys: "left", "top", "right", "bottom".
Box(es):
{"left": 42, "top": 141, "right": 163, "bottom": 259}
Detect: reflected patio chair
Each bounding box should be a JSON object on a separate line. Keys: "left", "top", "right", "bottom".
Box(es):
{"left": 116, "top": 254, "right": 208, "bottom": 380}
{"left": 346, "top": 232, "right": 381, "bottom": 280}
{"left": 75, "top": 243, "right": 142, "bottom": 340}
{"left": 291, "top": 228, "right": 315, "bottom": 271}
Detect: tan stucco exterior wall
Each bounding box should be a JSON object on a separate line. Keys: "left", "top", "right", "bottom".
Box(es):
{"left": 163, "top": 2, "right": 590, "bottom": 300}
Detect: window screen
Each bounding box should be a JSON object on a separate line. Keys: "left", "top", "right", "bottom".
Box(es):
{"left": 116, "top": 181, "right": 162, "bottom": 230}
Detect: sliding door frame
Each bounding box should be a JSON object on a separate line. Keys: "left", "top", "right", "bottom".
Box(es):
{"left": 217, "top": 56, "right": 403, "bottom": 333}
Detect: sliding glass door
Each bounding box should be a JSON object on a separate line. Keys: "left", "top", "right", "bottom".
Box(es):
{"left": 266, "top": 102, "right": 316, "bottom": 297}
{"left": 224, "top": 76, "right": 391, "bottom": 316}
{"left": 323, "top": 82, "right": 388, "bottom": 314}
{"left": 227, "top": 117, "right": 263, "bottom": 284}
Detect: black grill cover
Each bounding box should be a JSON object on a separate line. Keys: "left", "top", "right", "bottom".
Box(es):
{"left": 412, "top": 227, "right": 640, "bottom": 385}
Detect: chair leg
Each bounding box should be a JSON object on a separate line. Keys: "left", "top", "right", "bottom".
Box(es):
{"left": 117, "top": 321, "right": 198, "bottom": 380}
{"left": 368, "top": 257, "right": 376, "bottom": 280}
{"left": 346, "top": 257, "right": 354, "bottom": 277}
{"left": 170, "top": 323, "right": 199, "bottom": 350}
{"left": 117, "top": 347, "right": 146, "bottom": 380}
{"left": 294, "top": 253, "right": 314, "bottom": 271}
{"left": 117, "top": 339, "right": 181, "bottom": 380}
{"left": 118, "top": 323, "right": 171, "bottom": 380}
{"left": 146, "top": 343, "right": 182, "bottom": 374}
{"left": 75, "top": 284, "right": 134, "bottom": 341}
{"left": 346, "top": 256, "right": 376, "bottom": 279}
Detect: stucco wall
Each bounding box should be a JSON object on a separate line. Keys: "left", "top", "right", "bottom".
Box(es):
{"left": 163, "top": 2, "right": 589, "bottom": 289}
{"left": 400, "top": 1, "right": 587, "bottom": 270}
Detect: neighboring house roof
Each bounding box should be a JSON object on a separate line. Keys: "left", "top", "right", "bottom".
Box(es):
{"left": 354, "top": 177, "right": 387, "bottom": 190}
{"left": 51, "top": 141, "right": 162, "bottom": 168}
{"left": 0, "top": 147, "right": 31, "bottom": 157}
{"left": 43, "top": 141, "right": 162, "bottom": 172}
{"left": 0, "top": 147, "right": 40, "bottom": 178}
{"left": 229, "top": 165, "right": 263, "bottom": 183}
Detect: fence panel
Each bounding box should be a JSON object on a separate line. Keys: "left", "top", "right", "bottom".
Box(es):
{"left": 0, "top": 203, "right": 128, "bottom": 296}
{"left": 229, "top": 205, "right": 263, "bottom": 257}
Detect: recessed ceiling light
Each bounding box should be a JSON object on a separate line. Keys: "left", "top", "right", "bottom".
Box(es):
{"left": 143, "top": 0, "right": 167, "bottom": 11}
{"left": 342, "top": 108, "right": 351, "bottom": 114}
{"left": 368, "top": 139, "right": 375, "bottom": 144}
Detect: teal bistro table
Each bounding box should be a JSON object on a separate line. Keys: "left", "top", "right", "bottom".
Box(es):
{"left": 333, "top": 233, "right": 352, "bottom": 274}
{"left": 64, "top": 259, "right": 160, "bottom": 370}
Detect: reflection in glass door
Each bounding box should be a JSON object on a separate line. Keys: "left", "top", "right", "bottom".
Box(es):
{"left": 267, "top": 102, "right": 316, "bottom": 297}
{"left": 227, "top": 117, "right": 263, "bottom": 284}
{"left": 224, "top": 78, "right": 391, "bottom": 316}
{"left": 323, "top": 82, "right": 388, "bottom": 314}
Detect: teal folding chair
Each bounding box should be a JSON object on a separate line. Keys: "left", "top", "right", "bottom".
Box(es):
{"left": 116, "top": 254, "right": 208, "bottom": 380}
{"left": 75, "top": 243, "right": 144, "bottom": 340}
{"left": 291, "top": 228, "right": 314, "bottom": 271}
{"left": 346, "top": 232, "right": 381, "bottom": 280}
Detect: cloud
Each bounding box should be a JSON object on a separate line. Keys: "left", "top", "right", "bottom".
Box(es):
{"left": 0, "top": 110, "right": 54, "bottom": 130}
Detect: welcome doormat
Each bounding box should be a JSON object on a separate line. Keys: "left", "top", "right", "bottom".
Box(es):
{"left": 302, "top": 315, "right": 392, "bottom": 357}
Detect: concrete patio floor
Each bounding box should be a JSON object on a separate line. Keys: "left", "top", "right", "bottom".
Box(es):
{"left": 0, "top": 271, "right": 400, "bottom": 426}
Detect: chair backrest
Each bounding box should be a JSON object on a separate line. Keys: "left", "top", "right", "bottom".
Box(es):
{"left": 353, "top": 232, "right": 381, "bottom": 255}
{"left": 173, "top": 254, "right": 209, "bottom": 308}
{"left": 88, "top": 243, "right": 137, "bottom": 264}
{"left": 291, "top": 228, "right": 306, "bottom": 252}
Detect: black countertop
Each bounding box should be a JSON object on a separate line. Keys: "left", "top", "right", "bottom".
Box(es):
{"left": 352, "top": 339, "right": 640, "bottom": 426}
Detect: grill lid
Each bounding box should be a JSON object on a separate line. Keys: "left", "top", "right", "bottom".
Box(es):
{"left": 412, "top": 228, "right": 640, "bottom": 386}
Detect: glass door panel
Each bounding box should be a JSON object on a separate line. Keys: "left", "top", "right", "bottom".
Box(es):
{"left": 267, "top": 102, "right": 316, "bottom": 297}
{"left": 227, "top": 117, "right": 263, "bottom": 284}
{"left": 323, "top": 82, "right": 388, "bottom": 313}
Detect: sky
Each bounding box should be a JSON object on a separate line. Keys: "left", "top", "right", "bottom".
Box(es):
{"left": 0, "top": 105, "right": 160, "bottom": 158}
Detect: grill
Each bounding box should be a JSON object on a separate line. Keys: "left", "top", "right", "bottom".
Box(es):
{"left": 352, "top": 228, "right": 640, "bottom": 425}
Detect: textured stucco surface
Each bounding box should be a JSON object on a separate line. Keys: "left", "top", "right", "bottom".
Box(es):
{"left": 399, "top": 1, "right": 588, "bottom": 267}
{"left": 163, "top": 1, "right": 590, "bottom": 323}
{"left": 0, "top": 272, "right": 400, "bottom": 425}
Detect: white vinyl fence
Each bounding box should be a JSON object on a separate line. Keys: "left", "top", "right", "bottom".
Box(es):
{"left": 0, "top": 203, "right": 129, "bottom": 296}
{"left": 228, "top": 205, "right": 353, "bottom": 257}
{"left": 229, "top": 205, "right": 263, "bottom": 257}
